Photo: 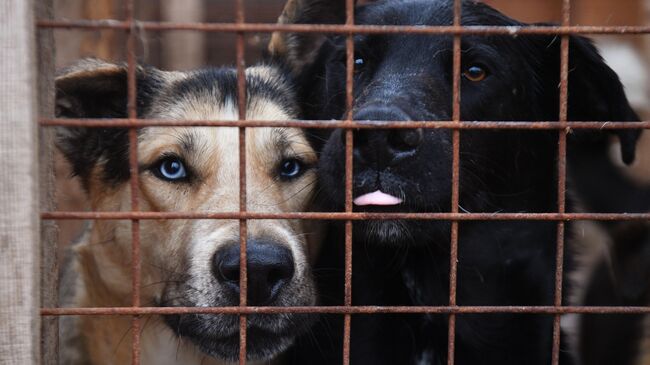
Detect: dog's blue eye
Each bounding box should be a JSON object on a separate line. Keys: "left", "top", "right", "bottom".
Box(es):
{"left": 355, "top": 58, "right": 364, "bottom": 66}
{"left": 157, "top": 158, "right": 187, "bottom": 181}
{"left": 279, "top": 159, "right": 304, "bottom": 180}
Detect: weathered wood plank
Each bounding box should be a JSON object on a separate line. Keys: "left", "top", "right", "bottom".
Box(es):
{"left": 36, "top": 0, "right": 58, "bottom": 363}
{"left": 161, "top": 0, "right": 206, "bottom": 70}
{"left": 0, "top": 0, "right": 40, "bottom": 364}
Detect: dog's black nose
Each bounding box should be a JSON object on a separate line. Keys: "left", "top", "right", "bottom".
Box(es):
{"left": 213, "top": 240, "right": 295, "bottom": 305}
{"left": 353, "top": 106, "right": 422, "bottom": 166}
{"left": 389, "top": 129, "right": 423, "bottom": 150}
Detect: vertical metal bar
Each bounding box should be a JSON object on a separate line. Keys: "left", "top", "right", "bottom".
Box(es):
{"left": 552, "top": 1, "right": 571, "bottom": 364}
{"left": 447, "top": 1, "right": 462, "bottom": 365}
{"left": 343, "top": 0, "right": 355, "bottom": 364}
{"left": 235, "top": 0, "right": 248, "bottom": 364}
{"left": 125, "top": 0, "right": 141, "bottom": 364}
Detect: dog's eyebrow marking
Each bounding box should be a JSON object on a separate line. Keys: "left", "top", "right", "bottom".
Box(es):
{"left": 177, "top": 132, "right": 197, "bottom": 155}
{"left": 272, "top": 128, "right": 291, "bottom": 152}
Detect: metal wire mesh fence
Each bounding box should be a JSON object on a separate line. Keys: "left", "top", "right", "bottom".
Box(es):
{"left": 37, "top": 1, "right": 650, "bottom": 364}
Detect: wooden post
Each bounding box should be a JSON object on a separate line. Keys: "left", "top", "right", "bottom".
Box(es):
{"left": 0, "top": 0, "right": 41, "bottom": 364}
{"left": 36, "top": 0, "right": 58, "bottom": 364}
{"left": 161, "top": 0, "right": 206, "bottom": 70}
{"left": 80, "top": 0, "right": 117, "bottom": 60}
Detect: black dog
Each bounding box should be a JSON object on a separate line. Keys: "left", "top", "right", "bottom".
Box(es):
{"left": 270, "top": 0, "right": 641, "bottom": 364}
{"left": 569, "top": 141, "right": 650, "bottom": 365}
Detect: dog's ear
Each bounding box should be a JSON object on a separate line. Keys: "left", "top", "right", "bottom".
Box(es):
{"left": 55, "top": 58, "right": 162, "bottom": 118}
{"left": 540, "top": 35, "right": 641, "bottom": 164}
{"left": 55, "top": 59, "right": 163, "bottom": 189}
{"left": 268, "top": 0, "right": 349, "bottom": 74}
{"left": 567, "top": 36, "right": 641, "bottom": 165}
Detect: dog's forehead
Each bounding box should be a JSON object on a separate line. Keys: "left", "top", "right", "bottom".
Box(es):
{"left": 148, "top": 65, "right": 297, "bottom": 121}
{"left": 351, "top": 1, "right": 532, "bottom": 73}
{"left": 359, "top": 0, "right": 450, "bottom": 26}
{"left": 137, "top": 65, "right": 306, "bottom": 165}
{"left": 358, "top": 0, "right": 518, "bottom": 27}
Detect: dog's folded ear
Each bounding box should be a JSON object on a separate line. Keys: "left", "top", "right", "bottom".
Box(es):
{"left": 268, "top": 0, "right": 350, "bottom": 74}
{"left": 540, "top": 35, "right": 641, "bottom": 165}
{"left": 567, "top": 36, "right": 641, "bottom": 165}
{"left": 56, "top": 58, "right": 162, "bottom": 119}
{"left": 55, "top": 59, "right": 163, "bottom": 188}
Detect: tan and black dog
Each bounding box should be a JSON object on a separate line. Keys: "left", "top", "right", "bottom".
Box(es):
{"left": 56, "top": 59, "right": 320, "bottom": 365}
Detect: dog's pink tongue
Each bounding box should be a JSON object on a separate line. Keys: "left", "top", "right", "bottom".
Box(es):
{"left": 353, "top": 190, "right": 403, "bottom": 206}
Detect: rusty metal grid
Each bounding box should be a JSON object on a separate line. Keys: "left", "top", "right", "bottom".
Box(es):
{"left": 37, "top": 0, "right": 650, "bottom": 364}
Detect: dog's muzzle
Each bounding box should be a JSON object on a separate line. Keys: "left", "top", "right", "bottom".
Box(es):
{"left": 353, "top": 106, "right": 423, "bottom": 168}
{"left": 213, "top": 239, "right": 295, "bottom": 305}
{"left": 160, "top": 237, "right": 315, "bottom": 362}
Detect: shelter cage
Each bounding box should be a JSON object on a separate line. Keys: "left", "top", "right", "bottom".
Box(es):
{"left": 1, "top": 0, "right": 650, "bottom": 364}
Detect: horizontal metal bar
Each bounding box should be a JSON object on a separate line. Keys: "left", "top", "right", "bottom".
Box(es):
{"left": 41, "top": 211, "right": 650, "bottom": 221}
{"left": 36, "top": 20, "right": 650, "bottom": 35}
{"left": 40, "top": 306, "right": 650, "bottom": 316}
{"left": 39, "top": 118, "right": 650, "bottom": 130}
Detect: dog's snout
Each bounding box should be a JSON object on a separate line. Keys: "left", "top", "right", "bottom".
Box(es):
{"left": 353, "top": 106, "right": 422, "bottom": 166}
{"left": 353, "top": 105, "right": 411, "bottom": 125}
{"left": 213, "top": 240, "right": 295, "bottom": 305}
{"left": 389, "top": 129, "right": 423, "bottom": 150}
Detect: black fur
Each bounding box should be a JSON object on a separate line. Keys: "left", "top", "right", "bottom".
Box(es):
{"left": 279, "top": 0, "right": 641, "bottom": 364}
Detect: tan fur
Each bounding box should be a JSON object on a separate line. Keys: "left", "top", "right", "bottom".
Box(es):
{"left": 268, "top": 0, "right": 336, "bottom": 75}
{"left": 564, "top": 220, "right": 613, "bottom": 361}
{"left": 59, "top": 65, "right": 319, "bottom": 364}
{"left": 268, "top": 0, "right": 300, "bottom": 56}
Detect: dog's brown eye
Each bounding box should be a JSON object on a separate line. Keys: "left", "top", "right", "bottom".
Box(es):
{"left": 279, "top": 158, "right": 304, "bottom": 180}
{"left": 463, "top": 65, "right": 487, "bottom": 82}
